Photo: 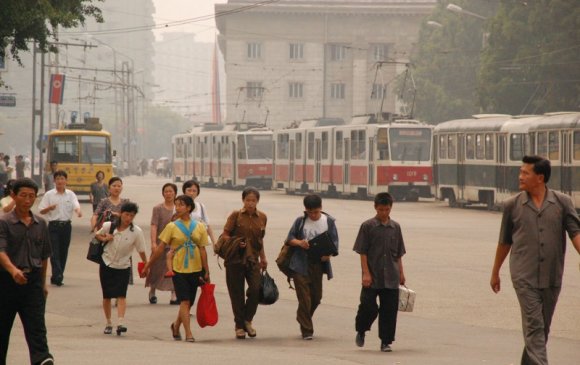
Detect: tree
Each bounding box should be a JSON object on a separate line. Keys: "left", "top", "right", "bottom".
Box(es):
{"left": 0, "top": 0, "right": 103, "bottom": 64}
{"left": 398, "top": 0, "right": 497, "bottom": 123}
{"left": 478, "top": 0, "right": 580, "bottom": 114}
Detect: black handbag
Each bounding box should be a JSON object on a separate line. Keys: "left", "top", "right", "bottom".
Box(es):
{"left": 87, "top": 222, "right": 116, "bottom": 264}
{"left": 259, "top": 270, "right": 279, "bottom": 305}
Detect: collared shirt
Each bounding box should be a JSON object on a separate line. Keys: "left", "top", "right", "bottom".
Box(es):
{"left": 98, "top": 222, "right": 146, "bottom": 269}
{"left": 223, "top": 208, "right": 267, "bottom": 262}
{"left": 38, "top": 188, "right": 80, "bottom": 221}
{"left": 0, "top": 210, "right": 51, "bottom": 271}
{"left": 353, "top": 217, "right": 406, "bottom": 289}
{"left": 499, "top": 188, "right": 580, "bottom": 289}
{"left": 158, "top": 219, "right": 208, "bottom": 273}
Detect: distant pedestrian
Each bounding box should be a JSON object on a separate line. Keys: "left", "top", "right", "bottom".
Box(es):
{"left": 89, "top": 170, "right": 109, "bottom": 212}
{"left": 491, "top": 155, "right": 580, "bottom": 365}
{"left": 38, "top": 170, "right": 82, "bottom": 287}
{"left": 43, "top": 161, "right": 58, "bottom": 192}
{"left": 0, "top": 178, "right": 55, "bottom": 365}
{"left": 354, "top": 192, "right": 406, "bottom": 353}
{"left": 91, "top": 177, "right": 129, "bottom": 232}
{"left": 96, "top": 202, "right": 147, "bottom": 336}
{"left": 285, "top": 194, "right": 339, "bottom": 340}
{"left": 15, "top": 155, "right": 25, "bottom": 179}
{"left": 0, "top": 180, "right": 16, "bottom": 216}
{"left": 221, "top": 187, "right": 267, "bottom": 339}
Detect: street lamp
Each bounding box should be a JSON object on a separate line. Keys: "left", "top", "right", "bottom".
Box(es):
{"left": 427, "top": 20, "right": 443, "bottom": 28}
{"left": 446, "top": 3, "right": 487, "bottom": 20}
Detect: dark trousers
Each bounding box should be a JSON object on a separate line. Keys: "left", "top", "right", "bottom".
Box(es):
{"left": 0, "top": 271, "right": 52, "bottom": 365}
{"left": 225, "top": 261, "right": 261, "bottom": 329}
{"left": 293, "top": 262, "right": 323, "bottom": 336}
{"left": 515, "top": 287, "right": 561, "bottom": 365}
{"left": 355, "top": 287, "right": 399, "bottom": 345}
{"left": 48, "top": 221, "right": 72, "bottom": 285}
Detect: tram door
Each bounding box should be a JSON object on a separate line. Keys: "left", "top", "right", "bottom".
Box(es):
{"left": 561, "top": 131, "right": 572, "bottom": 195}
{"left": 217, "top": 138, "right": 223, "bottom": 185}
{"left": 343, "top": 137, "right": 351, "bottom": 194}
{"left": 496, "top": 134, "right": 508, "bottom": 193}
{"left": 289, "top": 140, "right": 295, "bottom": 191}
{"left": 314, "top": 138, "right": 321, "bottom": 192}
{"left": 368, "top": 137, "right": 375, "bottom": 196}
{"left": 232, "top": 141, "right": 237, "bottom": 187}
{"left": 457, "top": 134, "right": 465, "bottom": 200}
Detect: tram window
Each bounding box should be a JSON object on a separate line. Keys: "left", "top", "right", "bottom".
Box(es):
{"left": 307, "top": 132, "right": 315, "bottom": 159}
{"left": 476, "top": 134, "right": 484, "bottom": 160}
{"left": 196, "top": 137, "right": 202, "bottom": 157}
{"left": 351, "top": 130, "right": 366, "bottom": 160}
{"left": 466, "top": 134, "right": 475, "bottom": 160}
{"left": 237, "top": 135, "right": 247, "bottom": 159}
{"left": 377, "top": 129, "right": 389, "bottom": 160}
{"left": 187, "top": 137, "right": 193, "bottom": 158}
{"left": 548, "top": 131, "right": 559, "bottom": 160}
{"left": 485, "top": 134, "right": 494, "bottom": 160}
{"left": 510, "top": 134, "right": 526, "bottom": 161}
{"left": 448, "top": 135, "right": 457, "bottom": 159}
{"left": 537, "top": 132, "right": 548, "bottom": 157}
{"left": 335, "top": 131, "right": 343, "bottom": 159}
{"left": 321, "top": 132, "right": 329, "bottom": 159}
{"left": 296, "top": 133, "right": 303, "bottom": 159}
{"left": 176, "top": 140, "right": 184, "bottom": 159}
{"left": 573, "top": 131, "right": 580, "bottom": 160}
{"left": 277, "top": 134, "right": 289, "bottom": 159}
{"left": 439, "top": 135, "right": 447, "bottom": 159}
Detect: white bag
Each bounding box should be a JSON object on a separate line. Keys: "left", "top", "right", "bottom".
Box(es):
{"left": 398, "top": 285, "right": 416, "bottom": 312}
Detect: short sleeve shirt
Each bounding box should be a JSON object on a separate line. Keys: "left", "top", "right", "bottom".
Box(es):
{"left": 499, "top": 189, "right": 580, "bottom": 288}
{"left": 0, "top": 211, "right": 52, "bottom": 271}
{"left": 353, "top": 217, "right": 406, "bottom": 289}
{"left": 158, "top": 219, "right": 208, "bottom": 273}
{"left": 38, "top": 189, "right": 80, "bottom": 221}
{"left": 98, "top": 222, "right": 146, "bottom": 269}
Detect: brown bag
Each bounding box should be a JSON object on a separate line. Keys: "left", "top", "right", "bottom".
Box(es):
{"left": 275, "top": 243, "right": 295, "bottom": 288}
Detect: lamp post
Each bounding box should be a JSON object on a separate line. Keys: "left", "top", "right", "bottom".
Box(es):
{"left": 446, "top": 3, "right": 487, "bottom": 20}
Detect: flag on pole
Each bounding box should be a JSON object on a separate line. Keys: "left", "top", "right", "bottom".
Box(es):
{"left": 49, "top": 74, "right": 66, "bottom": 104}
{"left": 211, "top": 38, "right": 222, "bottom": 124}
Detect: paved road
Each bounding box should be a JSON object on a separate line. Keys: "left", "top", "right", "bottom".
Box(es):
{"left": 7, "top": 175, "right": 580, "bottom": 364}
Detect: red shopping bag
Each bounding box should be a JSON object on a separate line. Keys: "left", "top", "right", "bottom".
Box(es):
{"left": 197, "top": 283, "right": 218, "bottom": 327}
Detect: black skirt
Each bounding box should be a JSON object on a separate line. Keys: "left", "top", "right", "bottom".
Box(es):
{"left": 99, "top": 264, "right": 130, "bottom": 299}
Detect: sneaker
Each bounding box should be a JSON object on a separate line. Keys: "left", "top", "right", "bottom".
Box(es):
{"left": 244, "top": 321, "right": 256, "bottom": 337}
{"left": 355, "top": 332, "right": 365, "bottom": 347}
{"left": 235, "top": 328, "right": 246, "bottom": 339}
{"left": 302, "top": 334, "right": 313, "bottom": 340}
{"left": 380, "top": 343, "right": 392, "bottom": 352}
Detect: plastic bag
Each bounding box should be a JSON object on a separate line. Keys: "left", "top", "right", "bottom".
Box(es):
{"left": 259, "top": 270, "right": 279, "bottom": 305}
{"left": 196, "top": 283, "right": 218, "bottom": 327}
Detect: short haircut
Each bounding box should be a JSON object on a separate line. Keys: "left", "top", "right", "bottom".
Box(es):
{"left": 162, "top": 183, "right": 178, "bottom": 195}
{"left": 242, "top": 186, "right": 260, "bottom": 200}
{"left": 120, "top": 201, "right": 139, "bottom": 214}
{"left": 175, "top": 194, "right": 195, "bottom": 213}
{"left": 53, "top": 170, "right": 68, "bottom": 179}
{"left": 303, "top": 194, "right": 322, "bottom": 210}
{"left": 374, "top": 192, "right": 393, "bottom": 206}
{"left": 12, "top": 178, "right": 39, "bottom": 195}
{"left": 95, "top": 170, "right": 105, "bottom": 179}
{"left": 108, "top": 176, "right": 123, "bottom": 186}
{"left": 522, "top": 155, "right": 551, "bottom": 183}
{"left": 50, "top": 160, "right": 58, "bottom": 165}
{"left": 182, "top": 179, "right": 201, "bottom": 195}
{"left": 3, "top": 179, "right": 16, "bottom": 197}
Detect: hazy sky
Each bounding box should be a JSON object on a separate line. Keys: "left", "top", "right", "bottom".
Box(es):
{"left": 152, "top": 0, "right": 227, "bottom": 42}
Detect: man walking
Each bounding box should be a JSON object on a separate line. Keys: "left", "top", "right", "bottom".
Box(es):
{"left": 38, "top": 170, "right": 82, "bottom": 286}
{"left": 0, "top": 178, "right": 54, "bottom": 365}
{"left": 491, "top": 155, "right": 580, "bottom": 365}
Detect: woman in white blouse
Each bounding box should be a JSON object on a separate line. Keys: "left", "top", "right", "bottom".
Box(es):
{"left": 95, "top": 201, "right": 147, "bottom": 336}
{"left": 182, "top": 180, "right": 217, "bottom": 245}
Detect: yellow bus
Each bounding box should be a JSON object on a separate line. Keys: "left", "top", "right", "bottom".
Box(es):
{"left": 47, "top": 119, "right": 114, "bottom": 194}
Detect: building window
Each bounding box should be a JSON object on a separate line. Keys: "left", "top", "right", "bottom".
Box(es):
{"left": 247, "top": 42, "right": 262, "bottom": 59}
{"left": 246, "top": 81, "right": 263, "bottom": 99}
{"left": 330, "top": 83, "right": 345, "bottom": 99}
{"left": 371, "top": 83, "right": 387, "bottom": 100}
{"left": 289, "top": 43, "right": 304, "bottom": 60}
{"left": 329, "top": 44, "right": 347, "bottom": 61}
{"left": 288, "top": 82, "right": 303, "bottom": 98}
{"left": 371, "top": 44, "right": 389, "bottom": 61}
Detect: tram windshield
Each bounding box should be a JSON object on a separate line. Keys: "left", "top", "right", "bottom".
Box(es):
{"left": 239, "top": 134, "right": 273, "bottom": 160}
{"left": 387, "top": 128, "right": 431, "bottom": 162}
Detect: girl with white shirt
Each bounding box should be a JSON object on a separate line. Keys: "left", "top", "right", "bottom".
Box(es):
{"left": 96, "top": 202, "right": 147, "bottom": 336}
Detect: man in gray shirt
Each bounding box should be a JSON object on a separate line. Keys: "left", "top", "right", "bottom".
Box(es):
{"left": 491, "top": 155, "right": 580, "bottom": 365}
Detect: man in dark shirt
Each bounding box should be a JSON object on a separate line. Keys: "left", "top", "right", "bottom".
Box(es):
{"left": 0, "top": 178, "right": 54, "bottom": 365}
{"left": 353, "top": 192, "right": 406, "bottom": 353}
{"left": 491, "top": 156, "right": 580, "bottom": 365}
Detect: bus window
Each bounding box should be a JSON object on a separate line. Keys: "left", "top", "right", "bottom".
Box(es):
{"left": 81, "top": 135, "right": 111, "bottom": 164}
{"left": 574, "top": 131, "right": 580, "bottom": 160}
{"left": 448, "top": 135, "right": 457, "bottom": 159}
{"left": 307, "top": 132, "right": 315, "bottom": 160}
{"left": 246, "top": 134, "right": 273, "bottom": 159}
{"left": 389, "top": 128, "right": 431, "bottom": 162}
{"left": 510, "top": 134, "right": 526, "bottom": 161}
{"left": 321, "top": 132, "right": 329, "bottom": 160}
{"left": 335, "top": 131, "right": 343, "bottom": 159}
{"left": 237, "top": 135, "right": 247, "bottom": 159}
{"left": 465, "top": 134, "right": 475, "bottom": 160}
{"left": 351, "top": 130, "right": 366, "bottom": 160}
{"left": 475, "top": 134, "right": 484, "bottom": 160}
{"left": 548, "top": 131, "right": 559, "bottom": 160}
{"left": 377, "top": 128, "right": 389, "bottom": 160}
{"left": 537, "top": 132, "right": 547, "bottom": 157}
{"left": 277, "top": 133, "right": 289, "bottom": 159}
{"left": 296, "top": 133, "right": 303, "bottom": 159}
{"left": 50, "top": 135, "right": 79, "bottom": 163}
{"left": 439, "top": 135, "right": 447, "bottom": 159}
{"left": 485, "top": 134, "right": 494, "bottom": 160}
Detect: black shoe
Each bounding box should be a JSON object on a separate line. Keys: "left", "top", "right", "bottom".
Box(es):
{"left": 116, "top": 325, "right": 127, "bottom": 336}
{"left": 149, "top": 295, "right": 157, "bottom": 304}
{"left": 380, "top": 342, "right": 392, "bottom": 352}
{"left": 169, "top": 299, "right": 179, "bottom": 305}
{"left": 355, "top": 332, "right": 365, "bottom": 347}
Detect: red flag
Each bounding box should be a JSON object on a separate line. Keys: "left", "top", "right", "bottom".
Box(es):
{"left": 49, "top": 74, "right": 65, "bottom": 104}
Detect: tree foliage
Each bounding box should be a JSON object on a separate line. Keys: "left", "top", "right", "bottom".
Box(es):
{"left": 0, "top": 0, "right": 103, "bottom": 63}
{"left": 478, "top": 0, "right": 580, "bottom": 114}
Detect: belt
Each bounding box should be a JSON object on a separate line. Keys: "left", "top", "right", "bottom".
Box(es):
{"left": 49, "top": 220, "right": 71, "bottom": 226}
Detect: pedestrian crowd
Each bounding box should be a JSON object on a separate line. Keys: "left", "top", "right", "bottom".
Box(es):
{"left": 0, "top": 154, "right": 579, "bottom": 365}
